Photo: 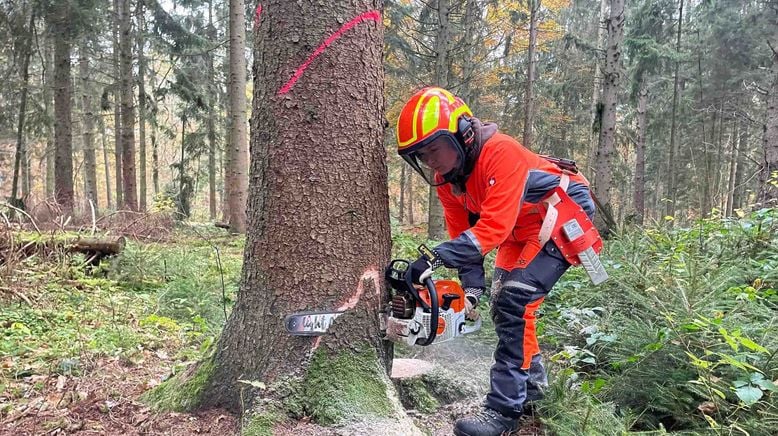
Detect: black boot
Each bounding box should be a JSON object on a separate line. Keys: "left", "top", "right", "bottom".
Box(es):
{"left": 453, "top": 407, "right": 520, "bottom": 436}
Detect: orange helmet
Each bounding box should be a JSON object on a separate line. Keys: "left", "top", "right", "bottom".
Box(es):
{"left": 396, "top": 87, "right": 475, "bottom": 185}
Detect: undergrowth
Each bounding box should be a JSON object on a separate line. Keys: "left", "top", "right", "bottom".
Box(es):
{"left": 0, "top": 225, "right": 242, "bottom": 414}
{"left": 540, "top": 208, "right": 778, "bottom": 435}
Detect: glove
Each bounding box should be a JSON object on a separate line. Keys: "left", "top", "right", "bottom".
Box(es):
{"left": 464, "top": 289, "right": 483, "bottom": 321}
{"left": 407, "top": 256, "right": 433, "bottom": 285}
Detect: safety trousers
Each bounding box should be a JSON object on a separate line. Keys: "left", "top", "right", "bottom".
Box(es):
{"left": 485, "top": 240, "right": 570, "bottom": 418}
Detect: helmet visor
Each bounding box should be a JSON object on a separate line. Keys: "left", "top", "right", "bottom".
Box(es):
{"left": 400, "top": 134, "right": 463, "bottom": 186}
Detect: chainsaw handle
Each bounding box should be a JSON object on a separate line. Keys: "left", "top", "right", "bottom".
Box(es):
{"left": 417, "top": 276, "right": 439, "bottom": 346}
{"left": 460, "top": 317, "right": 482, "bottom": 335}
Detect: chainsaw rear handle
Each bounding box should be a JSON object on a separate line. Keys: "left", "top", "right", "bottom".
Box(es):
{"left": 387, "top": 258, "right": 439, "bottom": 345}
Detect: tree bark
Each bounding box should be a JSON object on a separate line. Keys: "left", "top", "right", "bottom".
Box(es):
{"left": 428, "top": 0, "right": 451, "bottom": 240}
{"left": 44, "top": 34, "right": 56, "bottom": 198}
{"left": 207, "top": 1, "right": 217, "bottom": 221}
{"left": 113, "top": 0, "right": 123, "bottom": 208}
{"left": 758, "top": 41, "right": 778, "bottom": 205}
{"left": 119, "top": 0, "right": 137, "bottom": 211}
{"left": 593, "top": 0, "right": 624, "bottom": 231}
{"left": 79, "top": 40, "right": 99, "bottom": 213}
{"left": 408, "top": 168, "right": 415, "bottom": 225}
{"left": 137, "top": 0, "right": 148, "bottom": 211}
{"left": 666, "top": 0, "right": 684, "bottom": 218}
{"left": 51, "top": 5, "right": 75, "bottom": 213}
{"left": 399, "top": 164, "right": 406, "bottom": 224}
{"left": 149, "top": 56, "right": 159, "bottom": 196}
{"left": 634, "top": 79, "right": 648, "bottom": 225}
{"left": 522, "top": 0, "right": 540, "bottom": 149}
{"left": 725, "top": 117, "right": 740, "bottom": 217}
{"left": 587, "top": 0, "right": 609, "bottom": 173}
{"left": 734, "top": 123, "right": 748, "bottom": 210}
{"left": 200, "top": 0, "right": 391, "bottom": 417}
{"left": 100, "top": 115, "right": 113, "bottom": 209}
{"left": 11, "top": 11, "right": 34, "bottom": 210}
{"left": 225, "top": 0, "right": 249, "bottom": 232}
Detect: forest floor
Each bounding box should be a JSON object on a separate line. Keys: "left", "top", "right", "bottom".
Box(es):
{"left": 0, "top": 224, "right": 538, "bottom": 436}
{"left": 5, "top": 209, "right": 776, "bottom": 435}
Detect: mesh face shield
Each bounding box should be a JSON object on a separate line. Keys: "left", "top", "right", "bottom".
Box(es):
{"left": 400, "top": 133, "right": 465, "bottom": 186}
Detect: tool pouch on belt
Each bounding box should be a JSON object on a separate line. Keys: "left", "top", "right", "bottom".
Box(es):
{"left": 537, "top": 176, "right": 608, "bottom": 285}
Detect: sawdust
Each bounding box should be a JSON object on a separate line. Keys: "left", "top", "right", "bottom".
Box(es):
{"left": 391, "top": 358, "right": 434, "bottom": 379}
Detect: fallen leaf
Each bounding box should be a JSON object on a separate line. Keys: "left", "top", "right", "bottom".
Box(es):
{"left": 697, "top": 401, "right": 717, "bottom": 414}
{"left": 56, "top": 375, "right": 67, "bottom": 392}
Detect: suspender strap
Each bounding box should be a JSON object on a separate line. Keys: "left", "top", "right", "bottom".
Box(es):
{"left": 538, "top": 173, "right": 570, "bottom": 246}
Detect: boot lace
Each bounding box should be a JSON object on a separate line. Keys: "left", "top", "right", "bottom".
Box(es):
{"left": 475, "top": 407, "right": 504, "bottom": 423}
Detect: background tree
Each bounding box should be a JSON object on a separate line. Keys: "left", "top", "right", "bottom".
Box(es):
{"left": 49, "top": 1, "right": 76, "bottom": 212}
{"left": 592, "top": 0, "right": 624, "bottom": 229}
{"left": 225, "top": 0, "right": 248, "bottom": 232}
{"left": 79, "top": 38, "right": 99, "bottom": 212}
{"left": 119, "top": 0, "right": 137, "bottom": 210}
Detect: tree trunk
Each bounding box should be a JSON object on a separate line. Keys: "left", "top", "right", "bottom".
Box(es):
{"left": 113, "top": 0, "right": 123, "bottom": 208}
{"left": 149, "top": 57, "right": 159, "bottom": 196}
{"left": 399, "top": 164, "right": 406, "bottom": 224}
{"left": 522, "top": 0, "right": 540, "bottom": 149}
{"left": 666, "top": 0, "right": 684, "bottom": 218}
{"left": 44, "top": 34, "right": 55, "bottom": 198}
{"left": 207, "top": 1, "right": 217, "bottom": 221}
{"left": 100, "top": 115, "right": 113, "bottom": 209}
{"left": 734, "top": 123, "right": 748, "bottom": 210}
{"left": 408, "top": 168, "right": 414, "bottom": 225}
{"left": 725, "top": 117, "right": 740, "bottom": 217}
{"left": 758, "top": 42, "right": 778, "bottom": 205}
{"left": 428, "top": 0, "right": 451, "bottom": 240}
{"left": 11, "top": 11, "right": 34, "bottom": 210}
{"left": 137, "top": 0, "right": 147, "bottom": 211}
{"left": 593, "top": 0, "right": 624, "bottom": 231}
{"left": 459, "top": 0, "right": 481, "bottom": 106}
{"left": 119, "top": 0, "right": 137, "bottom": 211}
{"left": 633, "top": 79, "right": 648, "bottom": 225}
{"left": 179, "top": 116, "right": 187, "bottom": 217}
{"left": 51, "top": 6, "right": 75, "bottom": 213}
{"left": 587, "top": 0, "right": 609, "bottom": 173}
{"left": 192, "top": 1, "right": 395, "bottom": 424}
{"left": 225, "top": 0, "right": 249, "bottom": 233}
{"left": 79, "top": 40, "right": 99, "bottom": 212}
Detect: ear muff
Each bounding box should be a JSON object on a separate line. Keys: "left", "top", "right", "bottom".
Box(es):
{"left": 457, "top": 116, "right": 475, "bottom": 148}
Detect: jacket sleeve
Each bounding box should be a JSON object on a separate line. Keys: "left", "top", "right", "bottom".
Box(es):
{"left": 434, "top": 140, "right": 528, "bottom": 269}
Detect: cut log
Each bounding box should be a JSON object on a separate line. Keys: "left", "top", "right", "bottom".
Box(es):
{"left": 68, "top": 236, "right": 126, "bottom": 256}
{"left": 1, "top": 235, "right": 126, "bottom": 264}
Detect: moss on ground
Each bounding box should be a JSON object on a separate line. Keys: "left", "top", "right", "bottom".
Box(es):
{"left": 283, "top": 345, "right": 394, "bottom": 425}
{"left": 241, "top": 410, "right": 281, "bottom": 436}
{"left": 395, "top": 367, "right": 478, "bottom": 414}
{"left": 140, "top": 357, "right": 214, "bottom": 412}
{"left": 396, "top": 377, "right": 440, "bottom": 413}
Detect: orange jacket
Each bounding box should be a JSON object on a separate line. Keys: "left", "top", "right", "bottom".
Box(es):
{"left": 434, "top": 133, "right": 594, "bottom": 273}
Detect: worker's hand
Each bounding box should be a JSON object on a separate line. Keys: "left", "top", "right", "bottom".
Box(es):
{"left": 407, "top": 257, "right": 433, "bottom": 285}
{"left": 464, "top": 293, "right": 481, "bottom": 321}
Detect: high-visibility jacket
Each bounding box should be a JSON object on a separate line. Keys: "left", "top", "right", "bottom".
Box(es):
{"left": 434, "top": 132, "right": 595, "bottom": 287}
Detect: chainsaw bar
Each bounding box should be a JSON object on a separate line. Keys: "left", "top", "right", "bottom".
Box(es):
{"left": 284, "top": 311, "right": 345, "bottom": 336}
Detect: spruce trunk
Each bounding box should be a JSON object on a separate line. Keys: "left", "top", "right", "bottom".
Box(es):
{"left": 197, "top": 1, "right": 394, "bottom": 424}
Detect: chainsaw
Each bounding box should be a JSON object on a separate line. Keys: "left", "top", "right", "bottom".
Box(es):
{"left": 284, "top": 253, "right": 481, "bottom": 345}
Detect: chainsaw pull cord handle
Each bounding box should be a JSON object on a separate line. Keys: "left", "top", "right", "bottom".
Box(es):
{"left": 418, "top": 277, "right": 439, "bottom": 346}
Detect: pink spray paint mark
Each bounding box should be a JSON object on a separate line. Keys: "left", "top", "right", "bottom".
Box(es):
{"left": 254, "top": 4, "right": 262, "bottom": 29}
{"left": 311, "top": 266, "right": 381, "bottom": 351}
{"left": 277, "top": 10, "right": 381, "bottom": 96}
